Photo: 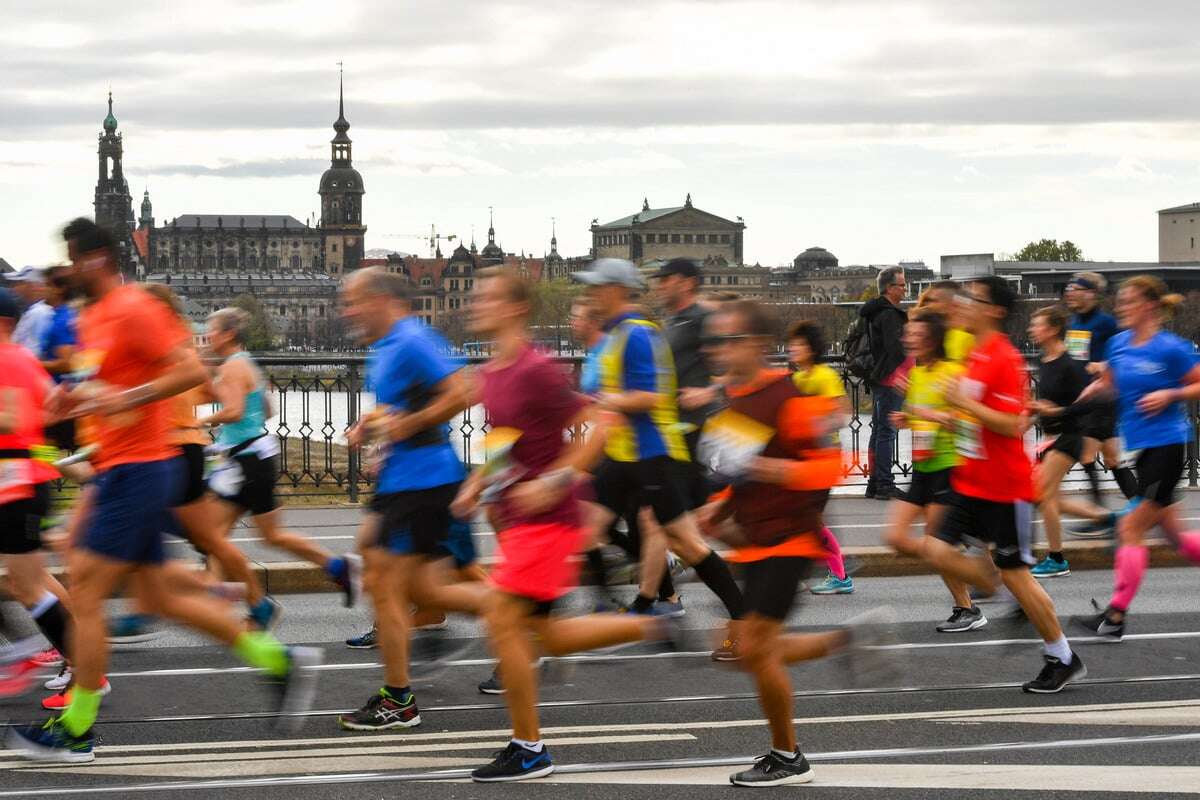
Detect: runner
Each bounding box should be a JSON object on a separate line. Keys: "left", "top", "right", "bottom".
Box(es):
{"left": 1064, "top": 272, "right": 1137, "bottom": 506}
{"left": 456, "top": 267, "right": 673, "bottom": 782}
{"left": 882, "top": 309, "right": 985, "bottom": 632}
{"left": 336, "top": 267, "right": 484, "bottom": 732}
{"left": 697, "top": 299, "right": 887, "bottom": 787}
{"left": 7, "top": 219, "right": 320, "bottom": 764}
{"left": 1072, "top": 276, "right": 1200, "bottom": 641}
{"left": 0, "top": 287, "right": 75, "bottom": 696}
{"left": 786, "top": 320, "right": 853, "bottom": 595}
{"left": 917, "top": 275, "right": 1085, "bottom": 692}
{"left": 572, "top": 259, "right": 745, "bottom": 660}
{"left": 199, "top": 306, "right": 361, "bottom": 606}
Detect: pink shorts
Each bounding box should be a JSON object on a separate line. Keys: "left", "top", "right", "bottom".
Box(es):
{"left": 491, "top": 523, "right": 583, "bottom": 603}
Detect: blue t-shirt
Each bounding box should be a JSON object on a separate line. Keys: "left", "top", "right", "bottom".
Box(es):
{"left": 599, "top": 312, "right": 684, "bottom": 461}
{"left": 1106, "top": 330, "right": 1197, "bottom": 450}
{"left": 1066, "top": 308, "right": 1118, "bottom": 363}
{"left": 580, "top": 336, "right": 606, "bottom": 396}
{"left": 367, "top": 317, "right": 466, "bottom": 493}
{"left": 41, "top": 304, "right": 78, "bottom": 382}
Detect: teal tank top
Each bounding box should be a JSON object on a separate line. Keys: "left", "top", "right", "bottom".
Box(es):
{"left": 216, "top": 352, "right": 268, "bottom": 448}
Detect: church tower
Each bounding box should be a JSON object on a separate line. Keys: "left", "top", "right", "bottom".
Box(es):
{"left": 318, "top": 65, "right": 367, "bottom": 275}
{"left": 94, "top": 92, "right": 136, "bottom": 276}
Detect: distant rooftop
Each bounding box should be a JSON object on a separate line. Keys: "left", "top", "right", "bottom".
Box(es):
{"left": 594, "top": 206, "right": 685, "bottom": 230}
{"left": 1158, "top": 203, "right": 1200, "bottom": 215}
{"left": 164, "top": 214, "right": 310, "bottom": 229}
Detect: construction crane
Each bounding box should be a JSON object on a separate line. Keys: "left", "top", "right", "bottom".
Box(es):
{"left": 380, "top": 225, "right": 457, "bottom": 257}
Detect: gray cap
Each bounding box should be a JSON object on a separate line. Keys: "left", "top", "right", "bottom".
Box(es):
{"left": 3, "top": 265, "right": 45, "bottom": 283}
{"left": 570, "top": 258, "right": 645, "bottom": 290}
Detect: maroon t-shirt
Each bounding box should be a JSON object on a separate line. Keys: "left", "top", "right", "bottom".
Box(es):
{"left": 481, "top": 346, "right": 588, "bottom": 529}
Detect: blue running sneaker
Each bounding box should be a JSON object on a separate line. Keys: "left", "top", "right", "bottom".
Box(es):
{"left": 471, "top": 741, "right": 554, "bottom": 782}
{"left": 345, "top": 626, "right": 378, "bottom": 649}
{"left": 248, "top": 597, "right": 283, "bottom": 631}
{"left": 107, "top": 614, "right": 160, "bottom": 644}
{"left": 655, "top": 598, "right": 686, "bottom": 618}
{"left": 7, "top": 718, "right": 95, "bottom": 764}
{"left": 810, "top": 574, "right": 854, "bottom": 595}
{"left": 1031, "top": 556, "right": 1070, "bottom": 578}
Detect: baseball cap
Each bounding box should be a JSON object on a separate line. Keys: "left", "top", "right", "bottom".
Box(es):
{"left": 0, "top": 287, "right": 20, "bottom": 319}
{"left": 570, "top": 258, "right": 645, "bottom": 290}
{"left": 651, "top": 258, "right": 700, "bottom": 281}
{"left": 3, "top": 265, "right": 45, "bottom": 283}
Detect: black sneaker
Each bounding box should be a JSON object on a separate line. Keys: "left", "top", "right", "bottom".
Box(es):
{"left": 936, "top": 606, "right": 988, "bottom": 633}
{"left": 6, "top": 718, "right": 96, "bottom": 764}
{"left": 339, "top": 554, "right": 363, "bottom": 608}
{"left": 729, "top": 751, "right": 814, "bottom": 787}
{"left": 410, "top": 630, "right": 474, "bottom": 680}
{"left": 1022, "top": 652, "right": 1086, "bottom": 693}
{"left": 338, "top": 689, "right": 421, "bottom": 730}
{"left": 345, "top": 626, "right": 378, "bottom": 649}
{"left": 1073, "top": 602, "right": 1125, "bottom": 642}
{"left": 269, "top": 646, "right": 323, "bottom": 734}
{"left": 478, "top": 669, "right": 505, "bottom": 695}
{"left": 471, "top": 741, "right": 554, "bottom": 782}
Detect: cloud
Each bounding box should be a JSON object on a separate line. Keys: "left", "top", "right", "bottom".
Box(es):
{"left": 1089, "top": 156, "right": 1158, "bottom": 181}
{"left": 147, "top": 158, "right": 326, "bottom": 178}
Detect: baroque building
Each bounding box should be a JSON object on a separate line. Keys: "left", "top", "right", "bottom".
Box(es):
{"left": 590, "top": 195, "right": 746, "bottom": 266}
{"left": 94, "top": 93, "right": 138, "bottom": 277}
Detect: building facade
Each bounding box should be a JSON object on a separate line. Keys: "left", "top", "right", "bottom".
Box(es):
{"left": 765, "top": 246, "right": 935, "bottom": 303}
{"left": 590, "top": 195, "right": 746, "bottom": 265}
{"left": 1158, "top": 203, "right": 1200, "bottom": 264}
{"left": 149, "top": 215, "right": 323, "bottom": 273}
{"left": 94, "top": 93, "right": 138, "bottom": 277}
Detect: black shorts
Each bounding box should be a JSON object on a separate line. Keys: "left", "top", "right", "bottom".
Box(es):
{"left": 0, "top": 482, "right": 51, "bottom": 555}
{"left": 44, "top": 419, "right": 76, "bottom": 452}
{"left": 1039, "top": 433, "right": 1084, "bottom": 464}
{"left": 742, "top": 557, "right": 814, "bottom": 621}
{"left": 902, "top": 468, "right": 953, "bottom": 507}
{"left": 215, "top": 452, "right": 278, "bottom": 516}
{"left": 1134, "top": 444, "right": 1186, "bottom": 507}
{"left": 934, "top": 491, "right": 1035, "bottom": 571}
{"left": 369, "top": 482, "right": 462, "bottom": 557}
{"left": 1084, "top": 403, "right": 1117, "bottom": 442}
{"left": 593, "top": 456, "right": 692, "bottom": 525}
{"left": 176, "top": 444, "right": 208, "bottom": 506}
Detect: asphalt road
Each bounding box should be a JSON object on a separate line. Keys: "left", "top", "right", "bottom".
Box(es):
{"left": 5, "top": 566, "right": 1200, "bottom": 799}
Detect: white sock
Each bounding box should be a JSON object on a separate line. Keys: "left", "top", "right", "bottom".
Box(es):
{"left": 1044, "top": 636, "right": 1072, "bottom": 664}
{"left": 771, "top": 748, "right": 798, "bottom": 761}
{"left": 512, "top": 738, "right": 544, "bottom": 752}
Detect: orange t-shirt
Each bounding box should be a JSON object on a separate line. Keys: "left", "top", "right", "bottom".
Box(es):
{"left": 76, "top": 285, "right": 189, "bottom": 470}
{"left": 168, "top": 385, "right": 210, "bottom": 447}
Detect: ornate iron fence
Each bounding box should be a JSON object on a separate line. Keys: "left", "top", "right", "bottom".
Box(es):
{"left": 255, "top": 354, "right": 1199, "bottom": 501}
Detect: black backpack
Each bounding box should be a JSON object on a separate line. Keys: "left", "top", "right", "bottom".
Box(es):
{"left": 843, "top": 313, "right": 875, "bottom": 380}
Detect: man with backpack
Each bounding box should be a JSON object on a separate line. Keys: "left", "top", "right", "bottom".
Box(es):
{"left": 849, "top": 266, "right": 907, "bottom": 499}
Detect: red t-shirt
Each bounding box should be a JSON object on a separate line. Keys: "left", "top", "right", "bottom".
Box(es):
{"left": 950, "top": 331, "right": 1034, "bottom": 502}
{"left": 0, "top": 343, "right": 58, "bottom": 502}
{"left": 481, "top": 346, "right": 587, "bottom": 529}
{"left": 76, "top": 285, "right": 189, "bottom": 471}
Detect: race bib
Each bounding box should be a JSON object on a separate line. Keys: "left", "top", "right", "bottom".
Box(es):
{"left": 911, "top": 423, "right": 937, "bottom": 463}
{"left": 955, "top": 415, "right": 985, "bottom": 460}
{"left": 698, "top": 409, "right": 775, "bottom": 483}
{"left": 1065, "top": 329, "right": 1091, "bottom": 361}
{"left": 0, "top": 459, "right": 34, "bottom": 504}
{"left": 207, "top": 456, "right": 245, "bottom": 498}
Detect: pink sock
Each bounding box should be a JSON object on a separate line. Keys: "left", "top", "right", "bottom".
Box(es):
{"left": 820, "top": 527, "right": 847, "bottom": 580}
{"left": 1110, "top": 545, "right": 1149, "bottom": 611}
{"left": 1176, "top": 531, "right": 1200, "bottom": 564}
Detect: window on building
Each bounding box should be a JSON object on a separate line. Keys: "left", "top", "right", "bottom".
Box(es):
{"left": 683, "top": 234, "right": 693, "bottom": 244}
{"left": 421, "top": 277, "right": 432, "bottom": 287}
{"left": 318, "top": 305, "right": 325, "bottom": 317}
{"left": 280, "top": 306, "right": 287, "bottom": 316}
{"left": 247, "top": 256, "right": 257, "bottom": 268}
{"left": 709, "top": 234, "right": 719, "bottom": 244}
{"left": 292, "top": 240, "right": 299, "bottom": 248}
{"left": 203, "top": 256, "right": 216, "bottom": 269}
{"left": 720, "top": 234, "right": 730, "bottom": 244}
{"left": 671, "top": 233, "right": 681, "bottom": 243}
{"left": 331, "top": 243, "right": 338, "bottom": 252}
{"left": 291, "top": 255, "right": 300, "bottom": 269}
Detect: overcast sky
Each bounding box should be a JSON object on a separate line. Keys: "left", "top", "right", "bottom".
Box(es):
{"left": 5, "top": 0, "right": 1200, "bottom": 269}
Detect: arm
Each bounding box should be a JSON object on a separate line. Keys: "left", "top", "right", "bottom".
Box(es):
{"left": 600, "top": 326, "right": 662, "bottom": 414}
{"left": 507, "top": 404, "right": 611, "bottom": 516}
{"left": 76, "top": 345, "right": 206, "bottom": 418}
{"left": 944, "top": 379, "right": 1024, "bottom": 438}
{"left": 1138, "top": 363, "right": 1200, "bottom": 415}
{"left": 380, "top": 370, "right": 471, "bottom": 443}
{"left": 0, "top": 387, "right": 18, "bottom": 434}
{"left": 197, "top": 360, "right": 249, "bottom": 426}
{"left": 41, "top": 343, "right": 75, "bottom": 377}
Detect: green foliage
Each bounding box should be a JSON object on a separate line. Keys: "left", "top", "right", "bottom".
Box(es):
{"left": 1014, "top": 239, "right": 1084, "bottom": 262}
{"left": 231, "top": 293, "right": 275, "bottom": 352}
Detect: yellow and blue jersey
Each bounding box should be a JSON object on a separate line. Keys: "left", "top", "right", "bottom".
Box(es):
{"left": 598, "top": 313, "right": 690, "bottom": 463}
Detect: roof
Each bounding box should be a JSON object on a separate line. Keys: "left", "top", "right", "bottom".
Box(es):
{"left": 594, "top": 206, "right": 684, "bottom": 230}
{"left": 1158, "top": 203, "right": 1200, "bottom": 215}
{"left": 0, "top": 257, "right": 13, "bottom": 274}
{"left": 131, "top": 228, "right": 150, "bottom": 261}
{"left": 166, "top": 215, "right": 309, "bottom": 229}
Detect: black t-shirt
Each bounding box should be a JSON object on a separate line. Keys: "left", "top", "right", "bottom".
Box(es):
{"left": 665, "top": 303, "right": 715, "bottom": 428}
{"left": 1037, "top": 352, "right": 1092, "bottom": 436}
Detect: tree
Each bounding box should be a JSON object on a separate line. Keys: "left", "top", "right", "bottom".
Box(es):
{"left": 231, "top": 293, "right": 275, "bottom": 352}
{"left": 531, "top": 279, "right": 578, "bottom": 349}
{"left": 1014, "top": 239, "right": 1084, "bottom": 262}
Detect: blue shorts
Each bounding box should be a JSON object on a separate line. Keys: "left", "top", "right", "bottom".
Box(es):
{"left": 384, "top": 518, "right": 476, "bottom": 567}
{"left": 83, "top": 459, "right": 182, "bottom": 565}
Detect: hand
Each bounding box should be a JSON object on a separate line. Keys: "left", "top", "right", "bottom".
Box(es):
{"left": 73, "top": 383, "right": 140, "bottom": 418}
{"left": 891, "top": 373, "right": 909, "bottom": 394}
{"left": 888, "top": 411, "right": 907, "bottom": 429}
{"left": 450, "top": 484, "right": 481, "bottom": 520}
{"left": 1137, "top": 389, "right": 1176, "bottom": 416}
{"left": 748, "top": 456, "right": 793, "bottom": 485}
{"left": 679, "top": 386, "right": 718, "bottom": 411}
{"left": 941, "top": 375, "right": 965, "bottom": 407}
{"left": 1029, "top": 399, "right": 1062, "bottom": 417}
{"left": 346, "top": 421, "right": 367, "bottom": 448}
{"left": 369, "top": 410, "right": 422, "bottom": 444}
{"left": 508, "top": 477, "right": 563, "bottom": 517}
{"left": 1016, "top": 410, "right": 1034, "bottom": 436}
{"left": 1086, "top": 361, "right": 1106, "bottom": 377}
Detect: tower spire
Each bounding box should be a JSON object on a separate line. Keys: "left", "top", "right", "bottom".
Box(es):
{"left": 550, "top": 216, "right": 558, "bottom": 254}
{"left": 488, "top": 206, "right": 495, "bottom": 243}
{"left": 338, "top": 60, "right": 344, "bottom": 121}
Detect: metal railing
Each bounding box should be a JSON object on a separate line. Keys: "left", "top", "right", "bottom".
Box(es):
{"left": 255, "top": 354, "right": 1200, "bottom": 501}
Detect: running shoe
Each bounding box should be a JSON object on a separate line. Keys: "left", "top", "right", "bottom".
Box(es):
{"left": 108, "top": 614, "right": 160, "bottom": 644}
{"left": 409, "top": 630, "right": 474, "bottom": 680}
{"left": 729, "top": 751, "right": 815, "bottom": 787}
{"left": 268, "top": 646, "right": 323, "bottom": 734}
{"left": 471, "top": 741, "right": 554, "bottom": 782}
{"left": 1072, "top": 600, "right": 1125, "bottom": 642}
{"left": 44, "top": 665, "right": 72, "bottom": 692}
{"left": 0, "top": 659, "right": 39, "bottom": 698}
{"left": 416, "top": 617, "right": 449, "bottom": 631}
{"left": 1022, "top": 652, "right": 1086, "bottom": 694}
{"left": 337, "top": 553, "right": 363, "bottom": 608}
{"left": 810, "top": 574, "right": 854, "bottom": 595}
{"left": 843, "top": 606, "right": 900, "bottom": 686}
{"left": 1067, "top": 499, "right": 1139, "bottom": 540}
{"left": 248, "top": 597, "right": 283, "bottom": 631}
{"left": 936, "top": 606, "right": 988, "bottom": 633}
{"left": 478, "top": 669, "right": 505, "bottom": 695}
{"left": 338, "top": 688, "right": 421, "bottom": 731}
{"left": 655, "top": 598, "right": 686, "bottom": 618}
{"left": 712, "top": 638, "right": 741, "bottom": 663}
{"left": 1031, "top": 556, "right": 1071, "bottom": 578}
{"left": 42, "top": 679, "right": 112, "bottom": 711}
{"left": 31, "top": 648, "right": 63, "bottom": 668}
{"left": 6, "top": 718, "right": 95, "bottom": 764}
{"left": 345, "top": 626, "right": 378, "bottom": 649}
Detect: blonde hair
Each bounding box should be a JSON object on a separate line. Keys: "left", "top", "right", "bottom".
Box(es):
{"left": 1032, "top": 304, "right": 1069, "bottom": 338}
{"left": 142, "top": 282, "right": 186, "bottom": 321}
{"left": 208, "top": 307, "right": 252, "bottom": 344}
{"left": 1073, "top": 271, "right": 1107, "bottom": 292}
{"left": 1121, "top": 275, "right": 1184, "bottom": 316}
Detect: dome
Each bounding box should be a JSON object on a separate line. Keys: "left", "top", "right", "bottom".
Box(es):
{"left": 319, "top": 167, "right": 364, "bottom": 194}
{"left": 103, "top": 92, "right": 118, "bottom": 133}
{"left": 793, "top": 246, "right": 838, "bottom": 271}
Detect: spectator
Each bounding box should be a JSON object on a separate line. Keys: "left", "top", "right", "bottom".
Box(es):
{"left": 860, "top": 266, "right": 908, "bottom": 499}
{"left": 40, "top": 265, "right": 78, "bottom": 383}
{"left": 4, "top": 266, "right": 52, "bottom": 354}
